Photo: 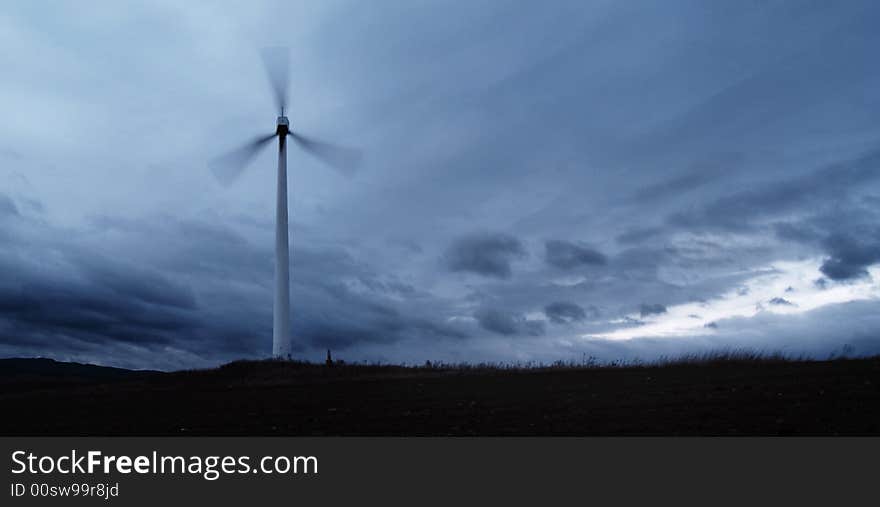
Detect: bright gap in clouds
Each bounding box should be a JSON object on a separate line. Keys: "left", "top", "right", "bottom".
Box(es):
{"left": 592, "top": 259, "right": 880, "bottom": 340}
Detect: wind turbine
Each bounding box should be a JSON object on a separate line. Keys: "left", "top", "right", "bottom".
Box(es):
{"left": 209, "top": 47, "right": 360, "bottom": 359}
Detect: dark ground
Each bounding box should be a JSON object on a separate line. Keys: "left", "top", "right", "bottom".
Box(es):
{"left": 2, "top": 356, "right": 879, "bottom": 435}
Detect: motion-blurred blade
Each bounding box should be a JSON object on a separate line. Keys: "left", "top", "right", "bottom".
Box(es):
{"left": 261, "top": 46, "right": 290, "bottom": 112}
{"left": 288, "top": 131, "right": 362, "bottom": 177}
{"left": 209, "top": 133, "right": 276, "bottom": 185}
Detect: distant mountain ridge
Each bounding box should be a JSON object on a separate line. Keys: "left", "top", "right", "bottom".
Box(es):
{"left": 0, "top": 357, "right": 159, "bottom": 382}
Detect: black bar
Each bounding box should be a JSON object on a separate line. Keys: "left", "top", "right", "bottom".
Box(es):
{"left": 2, "top": 438, "right": 877, "bottom": 505}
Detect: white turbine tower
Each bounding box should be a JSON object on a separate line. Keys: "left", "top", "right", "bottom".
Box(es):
{"left": 209, "top": 47, "right": 361, "bottom": 358}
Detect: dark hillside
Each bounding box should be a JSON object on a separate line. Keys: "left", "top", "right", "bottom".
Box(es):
{"left": 0, "top": 358, "right": 159, "bottom": 388}
{"left": 1, "top": 356, "right": 878, "bottom": 435}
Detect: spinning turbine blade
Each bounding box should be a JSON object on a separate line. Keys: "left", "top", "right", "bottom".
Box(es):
{"left": 209, "top": 133, "right": 276, "bottom": 185}
{"left": 261, "top": 46, "right": 290, "bottom": 112}
{"left": 288, "top": 131, "right": 362, "bottom": 177}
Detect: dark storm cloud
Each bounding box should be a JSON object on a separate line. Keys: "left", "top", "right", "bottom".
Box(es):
{"left": 522, "top": 319, "right": 546, "bottom": 337}
{"left": 444, "top": 232, "right": 526, "bottom": 279}
{"left": 544, "top": 301, "right": 587, "bottom": 324}
{"left": 765, "top": 195, "right": 880, "bottom": 282}
{"left": 611, "top": 145, "right": 880, "bottom": 307}
{"left": 291, "top": 277, "right": 467, "bottom": 350}
{"left": 544, "top": 240, "right": 606, "bottom": 270}
{"left": 768, "top": 297, "right": 794, "bottom": 307}
{"left": 474, "top": 307, "right": 518, "bottom": 336}
{"left": 0, "top": 227, "right": 265, "bottom": 365}
{"left": 77, "top": 257, "right": 198, "bottom": 310}
{"left": 819, "top": 233, "right": 880, "bottom": 281}
{"left": 0, "top": 255, "right": 202, "bottom": 349}
{"left": 668, "top": 148, "right": 880, "bottom": 232}
{"left": 474, "top": 307, "right": 544, "bottom": 337}
{"left": 639, "top": 304, "right": 667, "bottom": 317}
{"left": 0, "top": 206, "right": 466, "bottom": 368}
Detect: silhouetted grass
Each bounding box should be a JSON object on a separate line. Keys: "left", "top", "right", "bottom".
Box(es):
{"left": 205, "top": 348, "right": 869, "bottom": 378}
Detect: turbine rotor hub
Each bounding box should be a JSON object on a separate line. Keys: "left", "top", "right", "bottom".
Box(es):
{"left": 276, "top": 115, "right": 289, "bottom": 136}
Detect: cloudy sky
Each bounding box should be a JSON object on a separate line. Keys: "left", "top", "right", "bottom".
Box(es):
{"left": 2, "top": 0, "right": 880, "bottom": 369}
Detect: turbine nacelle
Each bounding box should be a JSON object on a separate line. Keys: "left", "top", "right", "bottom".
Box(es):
{"left": 276, "top": 115, "right": 289, "bottom": 136}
